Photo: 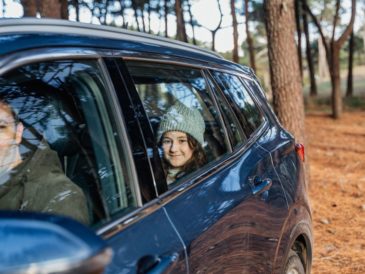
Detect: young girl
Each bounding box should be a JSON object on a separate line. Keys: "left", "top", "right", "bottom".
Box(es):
{"left": 157, "top": 102, "right": 207, "bottom": 185}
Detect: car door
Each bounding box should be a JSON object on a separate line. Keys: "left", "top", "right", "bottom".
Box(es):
{"left": 0, "top": 52, "right": 188, "bottom": 274}
{"left": 91, "top": 57, "right": 188, "bottom": 274}
{"left": 117, "top": 58, "right": 289, "bottom": 273}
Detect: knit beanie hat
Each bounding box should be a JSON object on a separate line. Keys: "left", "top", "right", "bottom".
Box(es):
{"left": 157, "top": 102, "right": 205, "bottom": 146}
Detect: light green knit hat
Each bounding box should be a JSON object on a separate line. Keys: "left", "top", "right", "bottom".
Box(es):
{"left": 157, "top": 102, "right": 205, "bottom": 146}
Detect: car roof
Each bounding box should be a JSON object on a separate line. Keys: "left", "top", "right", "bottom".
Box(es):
{"left": 0, "top": 18, "right": 252, "bottom": 76}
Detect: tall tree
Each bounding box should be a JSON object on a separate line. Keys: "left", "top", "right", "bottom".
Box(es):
{"left": 164, "top": 0, "right": 169, "bottom": 37}
{"left": 175, "top": 0, "right": 188, "bottom": 42}
{"left": 39, "top": 0, "right": 63, "bottom": 18}
{"left": 302, "top": 0, "right": 356, "bottom": 119}
{"left": 21, "top": 0, "right": 37, "bottom": 17}
{"left": 230, "top": 0, "right": 239, "bottom": 63}
{"left": 21, "top": 0, "right": 66, "bottom": 18}
{"left": 244, "top": 0, "right": 256, "bottom": 72}
{"left": 72, "top": 0, "right": 80, "bottom": 22}
{"left": 186, "top": 0, "right": 197, "bottom": 45}
{"left": 346, "top": 29, "right": 354, "bottom": 97}
{"left": 2, "top": 0, "right": 6, "bottom": 15}
{"left": 264, "top": 0, "right": 306, "bottom": 151}
{"left": 132, "top": 1, "right": 141, "bottom": 31}
{"left": 302, "top": 0, "right": 317, "bottom": 96}
{"left": 294, "top": 0, "right": 303, "bottom": 78}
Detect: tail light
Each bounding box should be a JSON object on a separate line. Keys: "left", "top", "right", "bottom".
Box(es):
{"left": 295, "top": 143, "right": 305, "bottom": 162}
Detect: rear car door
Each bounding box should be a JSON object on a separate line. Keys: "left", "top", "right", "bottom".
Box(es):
{"left": 0, "top": 51, "right": 188, "bottom": 274}
{"left": 118, "top": 58, "right": 290, "bottom": 273}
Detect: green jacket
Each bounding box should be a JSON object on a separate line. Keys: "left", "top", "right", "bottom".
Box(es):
{"left": 0, "top": 142, "right": 89, "bottom": 224}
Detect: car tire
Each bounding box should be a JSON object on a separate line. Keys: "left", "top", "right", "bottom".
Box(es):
{"left": 284, "top": 250, "right": 305, "bottom": 274}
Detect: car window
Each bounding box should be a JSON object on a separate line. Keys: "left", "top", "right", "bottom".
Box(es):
{"left": 211, "top": 71, "right": 264, "bottom": 138}
{"left": 0, "top": 60, "right": 137, "bottom": 227}
{"left": 125, "top": 61, "right": 230, "bottom": 187}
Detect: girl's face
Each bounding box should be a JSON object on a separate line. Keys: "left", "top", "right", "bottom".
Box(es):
{"left": 162, "top": 131, "right": 193, "bottom": 168}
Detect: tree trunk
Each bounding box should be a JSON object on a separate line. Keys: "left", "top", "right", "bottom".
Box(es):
{"left": 330, "top": 46, "right": 342, "bottom": 118}
{"left": 40, "top": 0, "right": 62, "bottom": 18}
{"left": 317, "top": 37, "right": 329, "bottom": 80}
{"left": 265, "top": 0, "right": 308, "bottom": 184}
{"left": 230, "top": 0, "right": 239, "bottom": 63}
{"left": 294, "top": 0, "right": 303, "bottom": 79}
{"left": 346, "top": 30, "right": 354, "bottom": 97}
{"left": 187, "top": 0, "right": 197, "bottom": 45}
{"left": 164, "top": 0, "right": 168, "bottom": 37}
{"left": 21, "top": 0, "right": 37, "bottom": 17}
{"left": 73, "top": 0, "right": 80, "bottom": 21}
{"left": 302, "top": 0, "right": 317, "bottom": 96}
{"left": 209, "top": 0, "right": 223, "bottom": 52}
{"left": 60, "top": 0, "right": 68, "bottom": 19}
{"left": 119, "top": 0, "right": 127, "bottom": 28}
{"left": 175, "top": 0, "right": 188, "bottom": 42}
{"left": 141, "top": 8, "right": 146, "bottom": 32}
{"left": 244, "top": 0, "right": 256, "bottom": 72}
{"left": 133, "top": 5, "right": 141, "bottom": 32}
{"left": 2, "top": 0, "right": 5, "bottom": 15}
{"left": 211, "top": 31, "right": 217, "bottom": 51}
{"left": 264, "top": 0, "right": 306, "bottom": 146}
{"left": 302, "top": 0, "right": 356, "bottom": 119}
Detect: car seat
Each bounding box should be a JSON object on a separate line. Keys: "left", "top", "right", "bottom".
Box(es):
{"left": 15, "top": 80, "right": 106, "bottom": 225}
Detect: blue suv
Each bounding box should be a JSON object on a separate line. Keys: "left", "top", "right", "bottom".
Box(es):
{"left": 0, "top": 18, "right": 312, "bottom": 274}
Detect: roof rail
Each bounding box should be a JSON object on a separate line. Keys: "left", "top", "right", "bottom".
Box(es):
{"left": 0, "top": 18, "right": 223, "bottom": 60}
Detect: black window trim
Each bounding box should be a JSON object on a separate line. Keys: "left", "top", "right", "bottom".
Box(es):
{"left": 97, "top": 58, "right": 143, "bottom": 208}
{"left": 112, "top": 58, "right": 168, "bottom": 197}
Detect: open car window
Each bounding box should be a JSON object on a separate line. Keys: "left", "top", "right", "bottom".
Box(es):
{"left": 125, "top": 61, "right": 230, "bottom": 188}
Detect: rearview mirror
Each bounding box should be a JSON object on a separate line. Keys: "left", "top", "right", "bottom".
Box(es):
{"left": 0, "top": 211, "right": 112, "bottom": 274}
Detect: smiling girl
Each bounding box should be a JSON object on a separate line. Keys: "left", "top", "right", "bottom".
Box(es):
{"left": 157, "top": 102, "right": 207, "bottom": 185}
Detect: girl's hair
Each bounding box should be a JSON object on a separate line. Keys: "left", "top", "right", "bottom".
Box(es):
{"left": 161, "top": 132, "right": 207, "bottom": 180}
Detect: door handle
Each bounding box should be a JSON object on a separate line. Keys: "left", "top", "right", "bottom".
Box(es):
{"left": 137, "top": 253, "right": 179, "bottom": 274}
{"left": 249, "top": 177, "right": 272, "bottom": 196}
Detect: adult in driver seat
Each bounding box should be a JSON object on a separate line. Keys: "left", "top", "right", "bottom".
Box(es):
{"left": 0, "top": 97, "right": 89, "bottom": 224}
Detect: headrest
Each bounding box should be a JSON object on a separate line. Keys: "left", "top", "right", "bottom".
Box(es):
{"left": 2, "top": 80, "right": 83, "bottom": 156}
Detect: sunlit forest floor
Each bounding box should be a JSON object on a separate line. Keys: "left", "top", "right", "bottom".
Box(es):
{"left": 305, "top": 66, "right": 365, "bottom": 273}
{"left": 307, "top": 112, "right": 365, "bottom": 273}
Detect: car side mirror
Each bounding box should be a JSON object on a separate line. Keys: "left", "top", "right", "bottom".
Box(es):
{"left": 0, "top": 211, "right": 112, "bottom": 274}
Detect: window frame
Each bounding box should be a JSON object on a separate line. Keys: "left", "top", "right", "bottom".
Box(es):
{"left": 106, "top": 53, "right": 270, "bottom": 213}
{"left": 0, "top": 48, "right": 145, "bottom": 228}
{"left": 119, "top": 59, "right": 236, "bottom": 193}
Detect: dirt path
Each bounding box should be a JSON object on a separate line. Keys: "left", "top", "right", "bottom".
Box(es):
{"left": 306, "top": 111, "right": 365, "bottom": 273}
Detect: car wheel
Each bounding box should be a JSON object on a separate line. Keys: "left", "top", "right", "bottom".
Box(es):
{"left": 284, "top": 250, "right": 305, "bottom": 274}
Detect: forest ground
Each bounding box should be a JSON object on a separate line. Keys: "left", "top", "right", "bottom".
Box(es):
{"left": 306, "top": 110, "right": 365, "bottom": 273}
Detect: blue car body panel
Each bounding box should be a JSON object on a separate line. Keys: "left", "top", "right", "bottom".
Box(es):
{"left": 103, "top": 208, "right": 187, "bottom": 273}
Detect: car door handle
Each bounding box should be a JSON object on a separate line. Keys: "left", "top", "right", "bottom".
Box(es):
{"left": 137, "top": 253, "right": 179, "bottom": 274}
{"left": 249, "top": 177, "right": 272, "bottom": 196}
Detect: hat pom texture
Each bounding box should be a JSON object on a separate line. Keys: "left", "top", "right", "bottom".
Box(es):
{"left": 157, "top": 102, "right": 205, "bottom": 146}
